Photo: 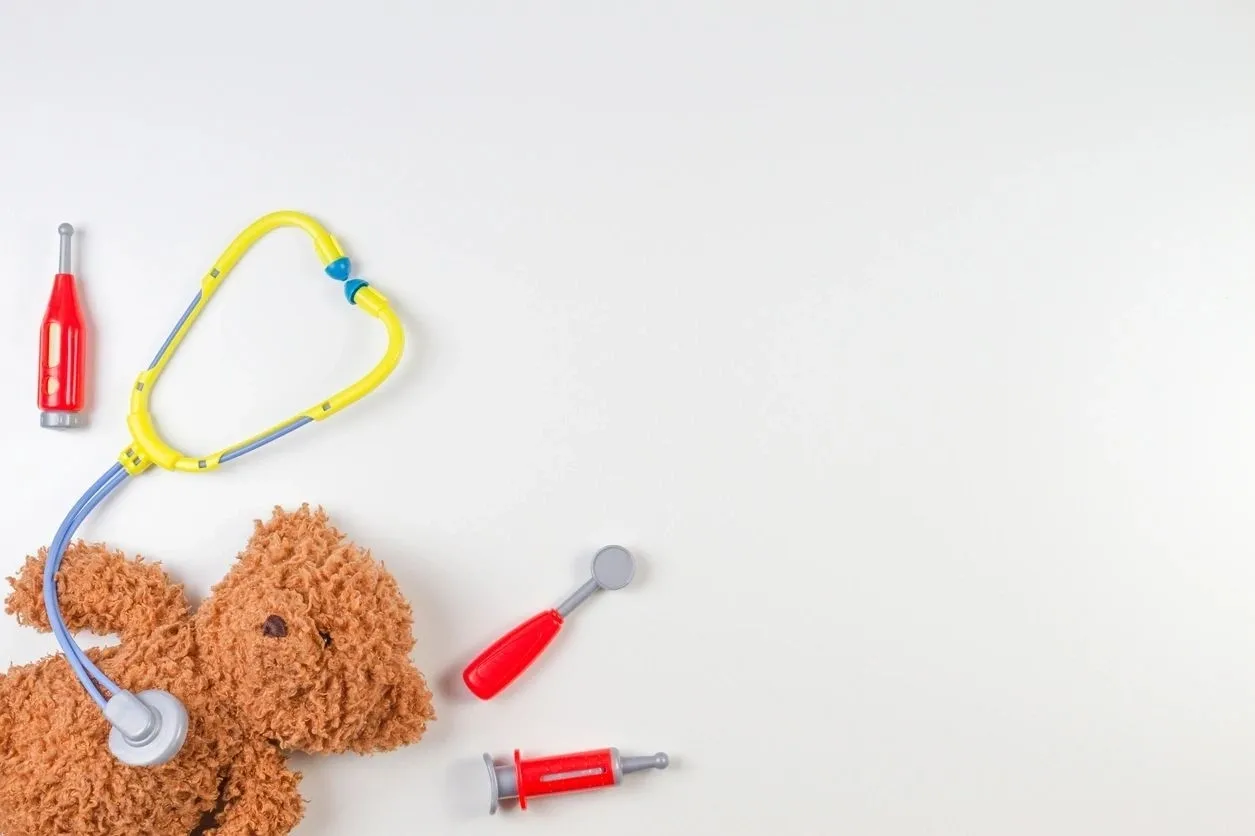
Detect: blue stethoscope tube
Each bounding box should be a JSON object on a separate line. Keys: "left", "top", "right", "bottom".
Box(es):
{"left": 43, "top": 463, "right": 130, "bottom": 709}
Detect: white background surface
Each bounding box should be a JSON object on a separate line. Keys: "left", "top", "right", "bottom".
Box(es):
{"left": 1, "top": 2, "right": 1254, "bottom": 833}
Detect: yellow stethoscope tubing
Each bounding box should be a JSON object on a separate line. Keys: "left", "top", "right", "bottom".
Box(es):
{"left": 119, "top": 210, "right": 404, "bottom": 475}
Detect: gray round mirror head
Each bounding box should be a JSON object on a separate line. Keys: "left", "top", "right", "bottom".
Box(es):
{"left": 592, "top": 545, "right": 635, "bottom": 590}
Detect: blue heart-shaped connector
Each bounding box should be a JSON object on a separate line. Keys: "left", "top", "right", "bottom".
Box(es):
{"left": 344, "top": 278, "right": 369, "bottom": 304}
{"left": 325, "top": 257, "right": 352, "bottom": 281}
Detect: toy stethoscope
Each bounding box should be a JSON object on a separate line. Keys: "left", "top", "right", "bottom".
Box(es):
{"left": 42, "top": 211, "right": 404, "bottom": 767}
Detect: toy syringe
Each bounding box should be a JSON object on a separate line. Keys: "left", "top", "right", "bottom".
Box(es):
{"left": 484, "top": 747, "right": 669, "bottom": 814}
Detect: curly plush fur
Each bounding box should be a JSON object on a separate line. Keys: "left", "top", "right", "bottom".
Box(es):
{"left": 0, "top": 506, "right": 434, "bottom": 835}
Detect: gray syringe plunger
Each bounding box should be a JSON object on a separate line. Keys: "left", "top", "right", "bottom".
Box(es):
{"left": 57, "top": 224, "right": 74, "bottom": 274}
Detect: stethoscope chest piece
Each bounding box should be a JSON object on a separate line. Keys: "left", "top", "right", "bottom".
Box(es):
{"left": 106, "top": 689, "right": 189, "bottom": 767}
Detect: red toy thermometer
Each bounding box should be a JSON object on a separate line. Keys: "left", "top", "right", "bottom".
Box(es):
{"left": 38, "top": 223, "right": 88, "bottom": 429}
{"left": 483, "top": 747, "right": 669, "bottom": 814}
{"left": 463, "top": 545, "right": 636, "bottom": 700}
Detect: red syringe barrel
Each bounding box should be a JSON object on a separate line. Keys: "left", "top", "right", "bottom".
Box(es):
{"left": 517, "top": 748, "right": 617, "bottom": 806}
{"left": 485, "top": 747, "right": 669, "bottom": 814}
{"left": 38, "top": 224, "right": 87, "bottom": 429}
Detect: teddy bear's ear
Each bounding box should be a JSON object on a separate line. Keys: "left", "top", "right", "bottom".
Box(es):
{"left": 351, "top": 662, "right": 435, "bottom": 753}
{"left": 238, "top": 504, "right": 344, "bottom": 569}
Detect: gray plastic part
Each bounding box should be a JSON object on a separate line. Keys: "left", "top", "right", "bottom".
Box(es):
{"left": 610, "top": 746, "right": 622, "bottom": 783}
{"left": 484, "top": 753, "right": 518, "bottom": 815}
{"left": 556, "top": 545, "right": 635, "bottom": 617}
{"left": 58, "top": 223, "right": 73, "bottom": 273}
{"left": 40, "top": 411, "right": 84, "bottom": 429}
{"left": 106, "top": 690, "right": 189, "bottom": 767}
{"left": 619, "top": 752, "right": 670, "bottom": 776}
{"left": 556, "top": 577, "right": 599, "bottom": 617}
{"left": 592, "top": 545, "right": 635, "bottom": 589}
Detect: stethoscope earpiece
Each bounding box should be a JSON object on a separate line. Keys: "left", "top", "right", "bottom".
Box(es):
{"left": 105, "top": 690, "right": 189, "bottom": 767}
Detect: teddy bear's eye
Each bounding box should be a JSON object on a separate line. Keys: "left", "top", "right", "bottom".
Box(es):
{"left": 319, "top": 630, "right": 333, "bottom": 647}
{"left": 262, "top": 615, "right": 288, "bottom": 638}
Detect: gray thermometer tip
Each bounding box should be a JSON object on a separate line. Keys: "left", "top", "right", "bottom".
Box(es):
{"left": 57, "top": 223, "right": 74, "bottom": 273}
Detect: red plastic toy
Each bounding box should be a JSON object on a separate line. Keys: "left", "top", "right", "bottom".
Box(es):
{"left": 38, "top": 223, "right": 88, "bottom": 429}
{"left": 464, "top": 546, "right": 636, "bottom": 699}
{"left": 483, "top": 747, "right": 669, "bottom": 814}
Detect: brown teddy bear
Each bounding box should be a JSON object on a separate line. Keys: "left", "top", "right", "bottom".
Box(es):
{"left": 0, "top": 505, "right": 435, "bottom": 835}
